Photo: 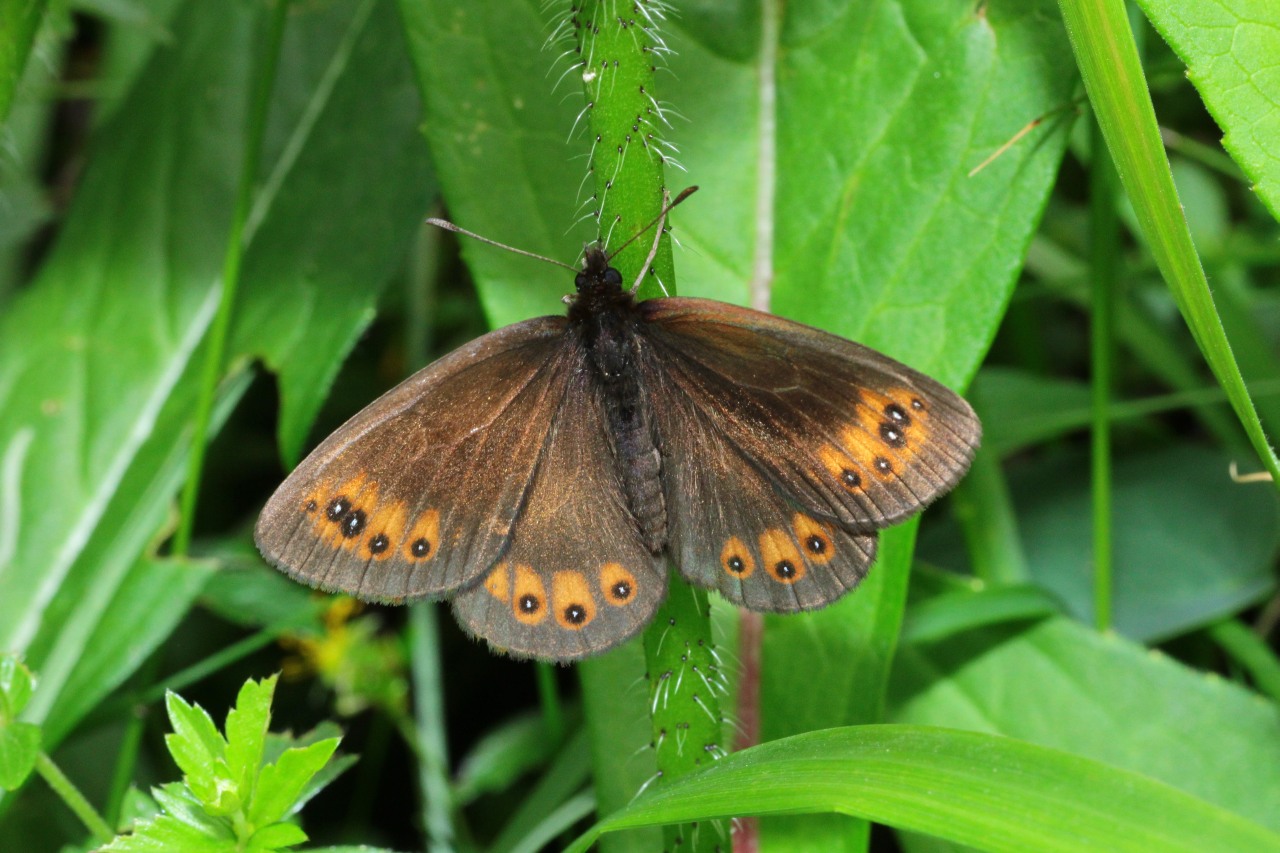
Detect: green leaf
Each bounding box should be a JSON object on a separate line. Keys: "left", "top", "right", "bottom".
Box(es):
{"left": 148, "top": 782, "right": 227, "bottom": 836}
{"left": 891, "top": 616, "right": 1280, "bottom": 832}
{"left": 1015, "top": 446, "right": 1275, "bottom": 641}
{"left": 900, "top": 582, "right": 1060, "bottom": 645}
{"left": 101, "top": 813, "right": 237, "bottom": 852}
{"left": 0, "top": 0, "right": 47, "bottom": 123}
{"left": 564, "top": 725, "right": 1280, "bottom": 853}
{"left": 0, "top": 0, "right": 433, "bottom": 753}
{"left": 163, "top": 693, "right": 230, "bottom": 809}
{"left": 248, "top": 737, "right": 341, "bottom": 828}
{"left": 453, "top": 710, "right": 566, "bottom": 805}
{"left": 261, "top": 724, "right": 354, "bottom": 817}
{"left": 224, "top": 675, "right": 278, "bottom": 805}
{"left": 1136, "top": 0, "right": 1280, "bottom": 219}
{"left": 0, "top": 722, "right": 40, "bottom": 791}
{"left": 44, "top": 554, "right": 215, "bottom": 744}
{"left": 0, "top": 655, "right": 34, "bottom": 720}
{"left": 248, "top": 820, "right": 307, "bottom": 850}
{"left": 1058, "top": 0, "right": 1280, "bottom": 484}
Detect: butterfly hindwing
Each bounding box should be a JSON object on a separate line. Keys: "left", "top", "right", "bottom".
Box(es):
{"left": 254, "top": 317, "right": 575, "bottom": 602}
{"left": 640, "top": 298, "right": 981, "bottom": 535}
{"left": 452, "top": 363, "right": 667, "bottom": 661}
{"left": 646, "top": 376, "right": 877, "bottom": 611}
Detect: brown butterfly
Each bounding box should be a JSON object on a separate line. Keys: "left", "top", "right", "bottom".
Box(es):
{"left": 255, "top": 196, "right": 981, "bottom": 662}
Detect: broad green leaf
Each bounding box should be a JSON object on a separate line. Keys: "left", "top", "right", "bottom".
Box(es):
{"left": 0, "top": 0, "right": 46, "bottom": 123}
{"left": 899, "top": 583, "right": 1060, "bottom": 645}
{"left": 890, "top": 616, "right": 1280, "bottom": 832}
{"left": 1015, "top": 446, "right": 1274, "bottom": 640}
{"left": 564, "top": 725, "right": 1280, "bottom": 853}
{"left": 1136, "top": 0, "right": 1280, "bottom": 219}
{"left": 248, "top": 737, "right": 341, "bottom": 828}
{"left": 0, "top": 0, "right": 433, "bottom": 752}
{"left": 44, "top": 554, "right": 216, "bottom": 744}
{"left": 577, "top": 643, "right": 661, "bottom": 853}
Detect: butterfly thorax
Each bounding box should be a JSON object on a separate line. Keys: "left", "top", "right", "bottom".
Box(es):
{"left": 567, "top": 247, "right": 667, "bottom": 555}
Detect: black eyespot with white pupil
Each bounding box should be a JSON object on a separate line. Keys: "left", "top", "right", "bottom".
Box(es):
{"left": 368, "top": 534, "right": 389, "bottom": 554}
{"left": 885, "top": 402, "right": 911, "bottom": 426}
{"left": 875, "top": 457, "right": 893, "bottom": 474}
{"left": 340, "top": 509, "right": 366, "bottom": 538}
{"left": 325, "top": 497, "right": 350, "bottom": 521}
{"left": 806, "top": 536, "right": 826, "bottom": 554}
{"left": 880, "top": 422, "right": 906, "bottom": 447}
{"left": 410, "top": 538, "right": 431, "bottom": 558}
{"left": 841, "top": 469, "right": 861, "bottom": 488}
{"left": 564, "top": 604, "right": 587, "bottom": 624}
{"left": 726, "top": 555, "right": 746, "bottom": 574}
{"left": 611, "top": 581, "right": 633, "bottom": 600}
{"left": 775, "top": 560, "right": 796, "bottom": 579}
{"left": 519, "top": 594, "right": 540, "bottom": 614}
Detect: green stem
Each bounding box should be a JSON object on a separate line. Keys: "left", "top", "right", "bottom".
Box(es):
{"left": 952, "top": 445, "right": 1028, "bottom": 585}
{"left": 535, "top": 663, "right": 566, "bottom": 744}
{"left": 409, "top": 602, "right": 456, "bottom": 853}
{"left": 1206, "top": 620, "right": 1280, "bottom": 703}
{"left": 172, "top": 0, "right": 290, "bottom": 556}
{"left": 1089, "top": 119, "right": 1118, "bottom": 633}
{"left": 574, "top": 6, "right": 723, "bottom": 850}
{"left": 36, "top": 752, "right": 113, "bottom": 844}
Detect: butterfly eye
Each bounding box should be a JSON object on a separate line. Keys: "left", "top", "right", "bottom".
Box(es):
{"left": 574, "top": 272, "right": 588, "bottom": 290}
{"left": 603, "top": 267, "right": 623, "bottom": 287}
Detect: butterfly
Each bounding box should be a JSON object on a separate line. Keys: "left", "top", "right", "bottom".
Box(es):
{"left": 255, "top": 200, "right": 981, "bottom": 662}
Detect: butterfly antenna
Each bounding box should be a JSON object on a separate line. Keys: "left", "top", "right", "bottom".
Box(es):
{"left": 607, "top": 185, "right": 699, "bottom": 292}
{"left": 425, "top": 218, "right": 580, "bottom": 272}
{"left": 605, "top": 186, "right": 698, "bottom": 264}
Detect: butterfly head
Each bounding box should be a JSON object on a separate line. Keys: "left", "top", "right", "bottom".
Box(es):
{"left": 575, "top": 246, "right": 624, "bottom": 294}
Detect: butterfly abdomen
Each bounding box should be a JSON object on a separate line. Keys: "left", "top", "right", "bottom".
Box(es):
{"left": 575, "top": 285, "right": 668, "bottom": 555}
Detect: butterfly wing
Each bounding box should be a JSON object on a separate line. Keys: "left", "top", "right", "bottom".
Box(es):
{"left": 255, "top": 316, "right": 577, "bottom": 601}
{"left": 452, "top": 365, "right": 667, "bottom": 661}
{"left": 638, "top": 297, "right": 980, "bottom": 610}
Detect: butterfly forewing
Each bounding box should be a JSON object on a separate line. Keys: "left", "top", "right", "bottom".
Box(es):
{"left": 254, "top": 317, "right": 574, "bottom": 601}
{"left": 640, "top": 298, "right": 981, "bottom": 535}
{"left": 452, "top": 365, "right": 667, "bottom": 661}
